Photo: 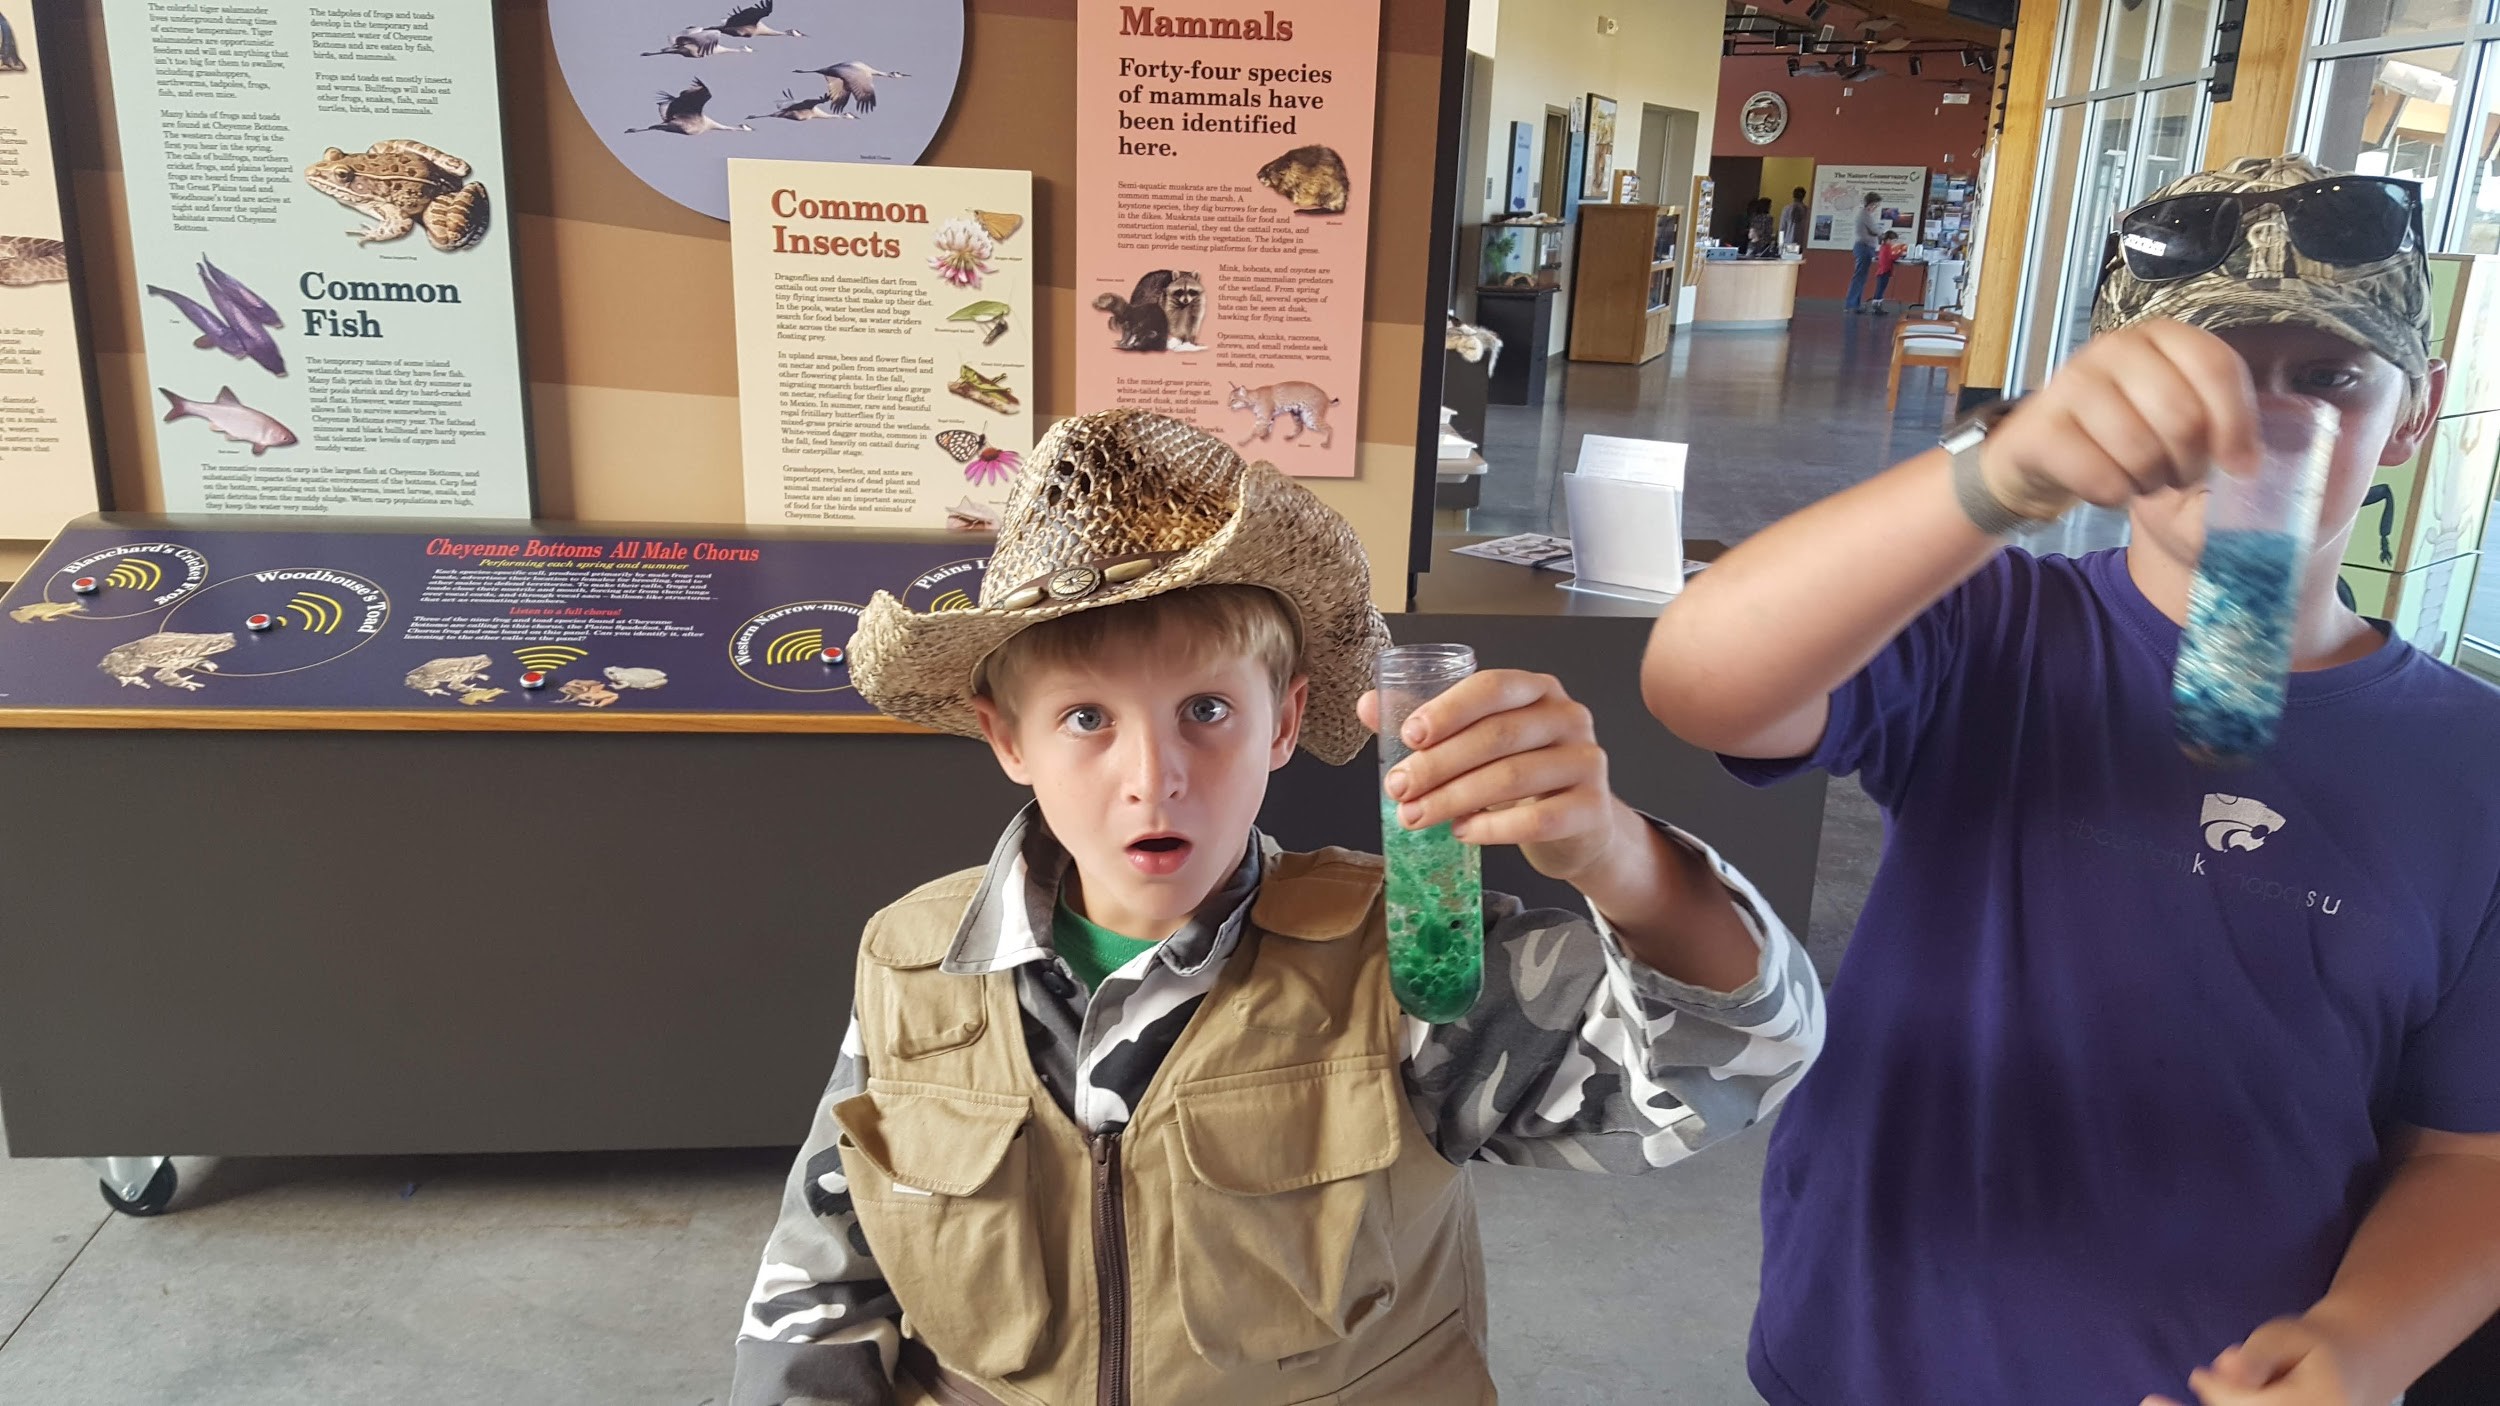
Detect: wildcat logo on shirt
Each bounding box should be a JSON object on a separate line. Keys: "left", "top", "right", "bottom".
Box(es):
{"left": 2201, "top": 794, "right": 2285, "bottom": 853}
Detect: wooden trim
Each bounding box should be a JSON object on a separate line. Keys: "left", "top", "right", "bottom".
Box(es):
{"left": 1410, "top": 0, "right": 1469, "bottom": 609}
{"left": 2202, "top": 0, "right": 2308, "bottom": 166}
{"left": 1964, "top": 6, "right": 2057, "bottom": 391}
{"left": 0, "top": 708, "right": 939, "bottom": 735}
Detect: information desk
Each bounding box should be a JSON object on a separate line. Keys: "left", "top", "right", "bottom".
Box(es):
{"left": 0, "top": 518, "right": 1823, "bottom": 1174}
{"left": 1692, "top": 256, "right": 1803, "bottom": 330}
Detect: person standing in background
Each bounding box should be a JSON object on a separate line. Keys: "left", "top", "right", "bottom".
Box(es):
{"left": 1748, "top": 197, "right": 1779, "bottom": 258}
{"left": 1844, "top": 192, "right": 1885, "bottom": 313}
{"left": 1868, "top": 231, "right": 1907, "bottom": 314}
{"left": 1780, "top": 186, "right": 1810, "bottom": 251}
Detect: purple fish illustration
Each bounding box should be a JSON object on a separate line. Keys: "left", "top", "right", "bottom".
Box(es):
{"left": 198, "top": 256, "right": 281, "bottom": 327}
{"left": 146, "top": 259, "right": 286, "bottom": 376}
{"left": 160, "top": 386, "right": 297, "bottom": 455}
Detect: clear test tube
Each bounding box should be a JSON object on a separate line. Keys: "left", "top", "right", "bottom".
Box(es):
{"left": 2173, "top": 395, "right": 2340, "bottom": 766}
{"left": 1374, "top": 643, "right": 1485, "bottom": 1023}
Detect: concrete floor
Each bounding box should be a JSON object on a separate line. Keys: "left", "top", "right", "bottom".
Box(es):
{"left": 0, "top": 304, "right": 1917, "bottom": 1403}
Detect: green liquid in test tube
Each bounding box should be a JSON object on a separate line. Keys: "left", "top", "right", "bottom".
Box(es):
{"left": 1376, "top": 643, "right": 1484, "bottom": 1023}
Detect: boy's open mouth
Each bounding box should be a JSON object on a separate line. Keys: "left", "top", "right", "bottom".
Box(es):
{"left": 1125, "top": 833, "right": 1192, "bottom": 876}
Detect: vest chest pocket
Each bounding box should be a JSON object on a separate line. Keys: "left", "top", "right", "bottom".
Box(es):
{"left": 834, "top": 1082, "right": 1049, "bottom": 1378}
{"left": 1167, "top": 1056, "right": 1404, "bottom": 1369}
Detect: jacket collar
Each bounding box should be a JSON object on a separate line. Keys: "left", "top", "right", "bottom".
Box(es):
{"left": 939, "top": 803, "right": 1264, "bottom": 978}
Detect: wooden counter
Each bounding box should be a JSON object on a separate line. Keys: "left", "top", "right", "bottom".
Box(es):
{"left": 1693, "top": 257, "right": 1802, "bottom": 329}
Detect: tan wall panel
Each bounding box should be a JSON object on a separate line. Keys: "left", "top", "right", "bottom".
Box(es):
{"left": 2203, "top": 3, "right": 2306, "bottom": 167}
{"left": 9, "top": 0, "right": 1442, "bottom": 594}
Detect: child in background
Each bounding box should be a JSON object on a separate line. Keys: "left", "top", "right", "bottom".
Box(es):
{"left": 730, "top": 410, "right": 1824, "bottom": 1406}
{"left": 1868, "top": 230, "right": 1906, "bottom": 313}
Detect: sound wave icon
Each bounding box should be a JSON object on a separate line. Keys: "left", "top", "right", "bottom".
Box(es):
{"left": 105, "top": 560, "right": 163, "bottom": 592}
{"left": 764, "top": 628, "right": 824, "bottom": 666}
{"left": 930, "top": 589, "right": 975, "bottom": 612}
{"left": 285, "top": 592, "right": 344, "bottom": 634}
{"left": 514, "top": 645, "right": 589, "bottom": 672}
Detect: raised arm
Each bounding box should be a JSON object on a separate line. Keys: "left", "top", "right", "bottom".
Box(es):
{"left": 1641, "top": 321, "right": 2260, "bottom": 760}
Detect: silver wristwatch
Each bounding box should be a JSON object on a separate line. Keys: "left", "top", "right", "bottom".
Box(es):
{"left": 1941, "top": 398, "right": 2040, "bottom": 538}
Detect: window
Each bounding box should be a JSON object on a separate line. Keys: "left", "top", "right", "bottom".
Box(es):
{"left": 2300, "top": 4, "right": 2500, "bottom": 674}
{"left": 2007, "top": 0, "right": 2219, "bottom": 398}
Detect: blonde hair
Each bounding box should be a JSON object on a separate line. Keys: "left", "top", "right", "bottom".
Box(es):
{"left": 976, "top": 585, "right": 1302, "bottom": 722}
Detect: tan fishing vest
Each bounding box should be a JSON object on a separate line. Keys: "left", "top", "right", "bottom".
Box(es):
{"left": 833, "top": 847, "right": 1495, "bottom": 1406}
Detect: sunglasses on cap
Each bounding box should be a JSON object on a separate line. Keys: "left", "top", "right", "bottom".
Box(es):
{"left": 2107, "top": 175, "right": 2425, "bottom": 284}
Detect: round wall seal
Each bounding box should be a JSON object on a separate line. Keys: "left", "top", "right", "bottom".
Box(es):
{"left": 1741, "top": 91, "right": 1790, "bottom": 146}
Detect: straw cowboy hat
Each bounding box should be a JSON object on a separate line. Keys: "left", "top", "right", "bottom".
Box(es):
{"left": 850, "top": 409, "right": 1392, "bottom": 766}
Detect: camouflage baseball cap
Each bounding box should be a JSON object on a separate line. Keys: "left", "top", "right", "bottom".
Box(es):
{"left": 2091, "top": 154, "right": 2433, "bottom": 387}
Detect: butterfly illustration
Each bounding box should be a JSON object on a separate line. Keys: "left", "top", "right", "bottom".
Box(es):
{"left": 936, "top": 428, "right": 1021, "bottom": 486}
{"left": 973, "top": 210, "right": 1023, "bottom": 243}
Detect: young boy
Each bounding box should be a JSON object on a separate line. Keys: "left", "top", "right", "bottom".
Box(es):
{"left": 1642, "top": 155, "right": 2500, "bottom": 1405}
{"left": 731, "top": 410, "right": 1824, "bottom": 1405}
{"left": 1868, "top": 231, "right": 1906, "bottom": 314}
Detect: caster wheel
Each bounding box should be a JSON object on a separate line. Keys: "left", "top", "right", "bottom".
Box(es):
{"left": 100, "top": 1160, "right": 177, "bottom": 1216}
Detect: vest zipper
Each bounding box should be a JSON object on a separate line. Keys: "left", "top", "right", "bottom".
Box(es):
{"left": 1090, "top": 1130, "right": 1131, "bottom": 1406}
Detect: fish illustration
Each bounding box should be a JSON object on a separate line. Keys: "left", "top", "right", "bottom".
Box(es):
{"left": 200, "top": 256, "right": 282, "bottom": 329}
{"left": 10, "top": 600, "right": 85, "bottom": 622}
{"left": 947, "top": 364, "right": 1019, "bottom": 414}
{"left": 147, "top": 257, "right": 285, "bottom": 375}
{"left": 159, "top": 386, "right": 298, "bottom": 455}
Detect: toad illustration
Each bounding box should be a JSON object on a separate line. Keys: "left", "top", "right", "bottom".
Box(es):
{"left": 99, "top": 632, "right": 235, "bottom": 690}
{"left": 304, "top": 140, "right": 491, "bottom": 251}
{"left": 457, "top": 687, "right": 506, "bottom": 706}
{"left": 602, "top": 666, "right": 668, "bottom": 691}
{"left": 10, "top": 600, "right": 85, "bottom": 623}
{"left": 404, "top": 655, "right": 495, "bottom": 697}
{"left": 558, "top": 678, "right": 620, "bottom": 708}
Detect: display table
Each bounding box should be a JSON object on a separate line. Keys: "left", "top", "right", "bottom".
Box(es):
{"left": 1693, "top": 256, "right": 1803, "bottom": 329}
{"left": 0, "top": 517, "right": 1824, "bottom": 1180}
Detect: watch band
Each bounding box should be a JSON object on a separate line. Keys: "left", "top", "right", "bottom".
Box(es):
{"left": 1941, "top": 399, "right": 2041, "bottom": 538}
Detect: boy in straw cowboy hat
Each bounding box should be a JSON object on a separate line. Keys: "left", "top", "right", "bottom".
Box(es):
{"left": 1646, "top": 154, "right": 2500, "bottom": 1406}
{"left": 730, "top": 409, "right": 1824, "bottom": 1405}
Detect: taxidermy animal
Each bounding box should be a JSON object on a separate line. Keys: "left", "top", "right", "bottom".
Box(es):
{"left": 1227, "top": 381, "right": 1337, "bottom": 450}
{"left": 1256, "top": 145, "right": 1352, "bottom": 214}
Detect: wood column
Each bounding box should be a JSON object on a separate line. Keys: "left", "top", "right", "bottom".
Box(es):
{"left": 2203, "top": 2, "right": 2311, "bottom": 165}
{"left": 1963, "top": 0, "right": 2060, "bottom": 395}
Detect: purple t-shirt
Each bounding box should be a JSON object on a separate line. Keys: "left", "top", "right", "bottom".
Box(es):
{"left": 1732, "top": 547, "right": 2500, "bottom": 1406}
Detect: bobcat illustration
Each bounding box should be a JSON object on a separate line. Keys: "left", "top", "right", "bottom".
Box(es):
{"left": 1227, "top": 381, "right": 1337, "bottom": 450}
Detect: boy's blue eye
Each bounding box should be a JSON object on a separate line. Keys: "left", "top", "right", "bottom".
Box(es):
{"left": 1062, "top": 706, "right": 1107, "bottom": 734}
{"left": 1184, "top": 695, "right": 1232, "bottom": 725}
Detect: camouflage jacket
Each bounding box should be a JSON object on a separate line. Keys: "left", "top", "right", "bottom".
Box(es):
{"left": 730, "top": 805, "right": 1823, "bottom": 1405}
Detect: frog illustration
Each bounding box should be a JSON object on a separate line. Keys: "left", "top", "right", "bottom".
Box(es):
{"left": 404, "top": 655, "right": 495, "bottom": 697}
{"left": 99, "top": 632, "right": 235, "bottom": 690}
{"left": 303, "top": 140, "right": 491, "bottom": 251}
{"left": 558, "top": 678, "right": 620, "bottom": 708}
{"left": 602, "top": 666, "right": 669, "bottom": 690}
{"left": 10, "top": 600, "right": 85, "bottom": 623}
{"left": 457, "top": 687, "right": 506, "bottom": 706}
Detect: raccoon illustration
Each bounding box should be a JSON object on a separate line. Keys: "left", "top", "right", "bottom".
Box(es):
{"left": 1256, "top": 145, "right": 1351, "bottom": 214}
{"left": 1091, "top": 269, "right": 1206, "bottom": 352}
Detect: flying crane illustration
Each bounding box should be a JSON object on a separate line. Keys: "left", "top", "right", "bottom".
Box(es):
{"left": 628, "top": 78, "right": 752, "bottom": 136}
{"left": 797, "top": 61, "right": 912, "bottom": 117}
{"left": 716, "top": 1, "right": 804, "bottom": 38}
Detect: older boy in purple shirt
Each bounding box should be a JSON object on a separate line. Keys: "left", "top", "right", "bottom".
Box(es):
{"left": 1646, "top": 155, "right": 2500, "bottom": 1405}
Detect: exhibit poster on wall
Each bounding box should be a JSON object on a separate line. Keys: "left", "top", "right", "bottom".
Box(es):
{"left": 728, "top": 159, "right": 1032, "bottom": 530}
{"left": 548, "top": 0, "right": 967, "bottom": 223}
{"left": 1808, "top": 164, "right": 1928, "bottom": 251}
{"left": 100, "top": 0, "right": 532, "bottom": 518}
{"left": 1073, "top": 0, "right": 1381, "bottom": 479}
{"left": 0, "top": 10, "right": 101, "bottom": 539}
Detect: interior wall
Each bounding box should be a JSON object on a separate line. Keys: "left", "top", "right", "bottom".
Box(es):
{"left": 1713, "top": 54, "right": 1995, "bottom": 299}
{"left": 5, "top": 0, "right": 1454, "bottom": 610}
{"left": 1480, "top": 0, "right": 1728, "bottom": 350}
